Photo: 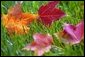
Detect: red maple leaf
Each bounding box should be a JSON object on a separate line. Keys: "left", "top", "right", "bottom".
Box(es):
{"left": 38, "top": 1, "right": 65, "bottom": 26}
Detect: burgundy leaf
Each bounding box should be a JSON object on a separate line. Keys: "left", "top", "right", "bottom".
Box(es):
{"left": 39, "top": 1, "right": 59, "bottom": 15}
{"left": 38, "top": 1, "right": 65, "bottom": 26}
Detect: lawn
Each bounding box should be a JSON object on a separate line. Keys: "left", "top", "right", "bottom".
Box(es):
{"left": 1, "top": 1, "right": 84, "bottom": 56}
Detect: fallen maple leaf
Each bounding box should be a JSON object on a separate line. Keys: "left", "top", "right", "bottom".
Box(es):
{"left": 38, "top": 1, "right": 65, "bottom": 26}
{"left": 2, "top": 2, "right": 38, "bottom": 34}
{"left": 54, "top": 20, "right": 84, "bottom": 45}
{"left": 23, "top": 33, "right": 53, "bottom": 56}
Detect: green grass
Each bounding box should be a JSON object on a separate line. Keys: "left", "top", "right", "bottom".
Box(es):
{"left": 1, "top": 1, "right": 84, "bottom": 56}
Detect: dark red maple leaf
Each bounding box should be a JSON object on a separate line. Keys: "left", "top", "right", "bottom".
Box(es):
{"left": 38, "top": 1, "right": 65, "bottom": 26}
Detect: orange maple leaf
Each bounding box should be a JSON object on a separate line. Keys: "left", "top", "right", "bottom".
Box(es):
{"left": 2, "top": 2, "right": 38, "bottom": 34}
